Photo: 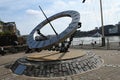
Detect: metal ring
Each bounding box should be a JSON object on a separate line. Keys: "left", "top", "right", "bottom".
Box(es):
{"left": 27, "top": 10, "right": 80, "bottom": 49}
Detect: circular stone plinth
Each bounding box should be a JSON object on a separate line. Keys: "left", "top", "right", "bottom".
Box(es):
{"left": 10, "top": 50, "right": 104, "bottom": 78}
{"left": 27, "top": 49, "right": 86, "bottom": 61}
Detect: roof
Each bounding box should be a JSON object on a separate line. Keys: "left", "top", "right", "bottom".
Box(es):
{"left": 92, "top": 32, "right": 102, "bottom": 37}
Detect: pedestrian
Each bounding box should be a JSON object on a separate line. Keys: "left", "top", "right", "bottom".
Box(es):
{"left": 0, "top": 47, "right": 6, "bottom": 56}
{"left": 91, "top": 42, "right": 94, "bottom": 48}
{"left": 119, "top": 41, "right": 120, "bottom": 47}
{"left": 94, "top": 41, "right": 97, "bottom": 44}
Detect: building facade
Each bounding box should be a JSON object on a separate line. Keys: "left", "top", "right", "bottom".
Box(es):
{"left": 0, "top": 21, "right": 4, "bottom": 32}
{"left": 115, "top": 22, "right": 120, "bottom": 34}
{"left": 0, "top": 21, "right": 20, "bottom": 36}
{"left": 3, "top": 22, "right": 16, "bottom": 34}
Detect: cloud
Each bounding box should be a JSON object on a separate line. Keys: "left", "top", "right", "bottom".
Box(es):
{"left": 23, "top": 0, "right": 101, "bottom": 33}
{"left": 103, "top": 2, "right": 120, "bottom": 24}
{"left": 26, "top": 9, "right": 41, "bottom": 15}
{"left": 1, "top": 0, "right": 120, "bottom": 35}
{"left": 85, "top": 0, "right": 94, "bottom": 4}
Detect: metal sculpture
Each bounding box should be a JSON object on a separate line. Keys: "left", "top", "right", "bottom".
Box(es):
{"left": 27, "top": 10, "right": 81, "bottom": 52}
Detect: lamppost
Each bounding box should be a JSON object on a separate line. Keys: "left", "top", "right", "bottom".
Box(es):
{"left": 82, "top": 0, "right": 105, "bottom": 46}
{"left": 99, "top": 0, "right": 105, "bottom": 46}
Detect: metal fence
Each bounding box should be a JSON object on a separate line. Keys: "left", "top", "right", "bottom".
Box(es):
{"left": 71, "top": 36, "right": 120, "bottom": 50}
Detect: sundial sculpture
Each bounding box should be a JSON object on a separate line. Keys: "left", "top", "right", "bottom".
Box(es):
{"left": 27, "top": 9, "right": 80, "bottom": 53}
{"left": 10, "top": 10, "right": 103, "bottom": 77}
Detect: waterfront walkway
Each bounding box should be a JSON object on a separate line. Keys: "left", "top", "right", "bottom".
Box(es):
{"left": 71, "top": 42, "right": 120, "bottom": 50}
{"left": 0, "top": 49, "right": 120, "bottom": 80}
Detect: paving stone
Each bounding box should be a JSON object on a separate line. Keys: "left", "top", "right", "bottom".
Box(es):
{"left": 69, "top": 63, "right": 74, "bottom": 70}
{"left": 39, "top": 70, "right": 43, "bottom": 76}
{"left": 71, "top": 62, "right": 77, "bottom": 68}
{"left": 77, "top": 63, "right": 82, "bottom": 68}
{"left": 82, "top": 60, "right": 87, "bottom": 66}
{"left": 33, "top": 69, "right": 39, "bottom": 77}
{"left": 74, "top": 68, "right": 80, "bottom": 73}
{"left": 65, "top": 76, "right": 73, "bottom": 80}
{"left": 79, "top": 62, "right": 84, "bottom": 68}
{"left": 50, "top": 68, "right": 54, "bottom": 73}
{"left": 65, "top": 63, "right": 70, "bottom": 69}
{"left": 84, "top": 66, "right": 90, "bottom": 71}
{"left": 67, "top": 69, "right": 73, "bottom": 75}
{"left": 62, "top": 66, "right": 67, "bottom": 72}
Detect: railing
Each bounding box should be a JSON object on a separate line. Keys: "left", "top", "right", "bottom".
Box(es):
{"left": 71, "top": 37, "right": 120, "bottom": 50}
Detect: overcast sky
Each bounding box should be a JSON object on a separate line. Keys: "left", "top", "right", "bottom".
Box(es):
{"left": 0, "top": 0, "right": 120, "bottom": 35}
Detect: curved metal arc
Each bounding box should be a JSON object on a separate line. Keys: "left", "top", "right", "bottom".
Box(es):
{"left": 27, "top": 10, "right": 80, "bottom": 49}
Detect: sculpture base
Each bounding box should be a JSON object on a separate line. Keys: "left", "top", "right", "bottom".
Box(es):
{"left": 10, "top": 50, "right": 103, "bottom": 77}
{"left": 27, "top": 49, "right": 86, "bottom": 61}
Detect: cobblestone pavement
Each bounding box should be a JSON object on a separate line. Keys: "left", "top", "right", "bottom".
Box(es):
{"left": 0, "top": 49, "right": 120, "bottom": 80}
